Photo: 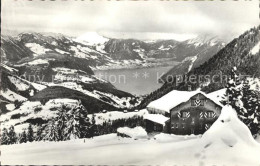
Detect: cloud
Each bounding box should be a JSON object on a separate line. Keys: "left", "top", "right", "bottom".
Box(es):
{"left": 1, "top": 0, "right": 259, "bottom": 41}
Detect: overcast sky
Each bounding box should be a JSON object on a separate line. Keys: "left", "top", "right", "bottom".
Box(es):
{"left": 1, "top": 0, "right": 259, "bottom": 41}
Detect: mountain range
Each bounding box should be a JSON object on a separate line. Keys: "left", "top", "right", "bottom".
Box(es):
{"left": 137, "top": 25, "right": 260, "bottom": 110}
{"left": 1, "top": 32, "right": 225, "bottom": 69}
{"left": 0, "top": 31, "right": 226, "bottom": 131}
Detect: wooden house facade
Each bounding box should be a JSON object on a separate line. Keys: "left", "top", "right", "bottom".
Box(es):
{"left": 145, "top": 90, "right": 222, "bottom": 135}
{"left": 168, "top": 93, "right": 222, "bottom": 135}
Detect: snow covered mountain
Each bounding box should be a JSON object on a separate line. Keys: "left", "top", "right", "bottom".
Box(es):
{"left": 180, "top": 26, "right": 260, "bottom": 92}
{"left": 159, "top": 35, "right": 225, "bottom": 83}
{"left": 104, "top": 36, "right": 225, "bottom": 62}
{"left": 0, "top": 31, "right": 226, "bottom": 132}
{"left": 1, "top": 32, "right": 225, "bottom": 70}
{"left": 137, "top": 25, "right": 260, "bottom": 110}
{"left": 75, "top": 32, "right": 109, "bottom": 46}
{"left": 0, "top": 57, "right": 140, "bottom": 132}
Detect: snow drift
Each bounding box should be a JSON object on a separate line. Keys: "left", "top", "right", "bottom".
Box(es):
{"left": 202, "top": 105, "right": 259, "bottom": 147}
{"left": 196, "top": 105, "right": 260, "bottom": 165}
{"left": 117, "top": 126, "right": 147, "bottom": 139}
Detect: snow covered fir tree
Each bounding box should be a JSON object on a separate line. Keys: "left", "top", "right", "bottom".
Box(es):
{"left": 224, "top": 67, "right": 260, "bottom": 136}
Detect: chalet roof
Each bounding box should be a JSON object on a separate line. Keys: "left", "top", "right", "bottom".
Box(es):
{"left": 143, "top": 113, "right": 169, "bottom": 126}
{"left": 147, "top": 89, "right": 223, "bottom": 114}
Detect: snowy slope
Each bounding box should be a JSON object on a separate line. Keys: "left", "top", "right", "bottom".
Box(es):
{"left": 0, "top": 64, "right": 47, "bottom": 103}
{"left": 42, "top": 67, "right": 140, "bottom": 109}
{"left": 25, "top": 43, "right": 51, "bottom": 56}
{"left": 2, "top": 106, "right": 260, "bottom": 165}
{"left": 75, "top": 32, "right": 109, "bottom": 45}
{"left": 0, "top": 99, "right": 79, "bottom": 132}
{"left": 187, "top": 55, "right": 198, "bottom": 72}
{"left": 0, "top": 104, "right": 147, "bottom": 134}
{"left": 250, "top": 41, "right": 260, "bottom": 55}
{"left": 186, "top": 35, "right": 225, "bottom": 48}
{"left": 1, "top": 89, "right": 27, "bottom": 102}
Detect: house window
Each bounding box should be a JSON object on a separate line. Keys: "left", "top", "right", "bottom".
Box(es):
{"left": 176, "top": 123, "right": 178, "bottom": 128}
{"left": 182, "top": 123, "right": 185, "bottom": 128}
{"left": 199, "top": 112, "right": 204, "bottom": 119}
{"left": 205, "top": 124, "right": 211, "bottom": 130}
{"left": 171, "top": 123, "right": 175, "bottom": 129}
{"left": 206, "top": 111, "right": 216, "bottom": 119}
{"left": 191, "top": 99, "right": 204, "bottom": 106}
{"left": 180, "top": 111, "right": 190, "bottom": 118}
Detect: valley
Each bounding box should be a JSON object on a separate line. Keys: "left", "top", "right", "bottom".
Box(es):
{"left": 94, "top": 65, "right": 177, "bottom": 96}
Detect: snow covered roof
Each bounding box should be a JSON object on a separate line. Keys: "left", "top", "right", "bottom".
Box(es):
{"left": 147, "top": 89, "right": 223, "bottom": 114}
{"left": 207, "top": 89, "right": 226, "bottom": 106}
{"left": 143, "top": 114, "right": 169, "bottom": 126}
{"left": 117, "top": 127, "right": 147, "bottom": 139}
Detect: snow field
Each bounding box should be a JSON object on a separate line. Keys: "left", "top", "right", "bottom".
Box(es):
{"left": 25, "top": 43, "right": 51, "bottom": 55}
{"left": 2, "top": 106, "right": 260, "bottom": 165}
{"left": 0, "top": 99, "right": 79, "bottom": 132}
{"left": 1, "top": 89, "right": 27, "bottom": 102}
{"left": 250, "top": 41, "right": 260, "bottom": 55}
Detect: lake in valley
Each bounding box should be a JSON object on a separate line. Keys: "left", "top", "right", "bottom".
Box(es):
{"left": 94, "top": 65, "right": 177, "bottom": 96}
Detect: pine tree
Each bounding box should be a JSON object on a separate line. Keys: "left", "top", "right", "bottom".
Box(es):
{"left": 35, "top": 125, "right": 44, "bottom": 141}
{"left": 8, "top": 125, "right": 17, "bottom": 144}
{"left": 19, "top": 130, "right": 27, "bottom": 143}
{"left": 225, "top": 67, "right": 247, "bottom": 117}
{"left": 44, "top": 120, "right": 60, "bottom": 141}
{"left": 89, "top": 113, "right": 97, "bottom": 138}
{"left": 65, "top": 101, "right": 90, "bottom": 139}
{"left": 225, "top": 67, "right": 260, "bottom": 136}
{"left": 27, "top": 124, "right": 34, "bottom": 142}
{"left": 56, "top": 108, "right": 69, "bottom": 141}
{"left": 91, "top": 113, "right": 96, "bottom": 125}
{"left": 241, "top": 78, "right": 260, "bottom": 135}
{"left": 1, "top": 128, "right": 10, "bottom": 145}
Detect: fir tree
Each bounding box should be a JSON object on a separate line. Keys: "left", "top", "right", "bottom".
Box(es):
{"left": 27, "top": 124, "right": 34, "bottom": 142}
{"left": 44, "top": 120, "right": 60, "bottom": 141}
{"left": 91, "top": 113, "right": 96, "bottom": 125}
{"left": 35, "top": 125, "right": 44, "bottom": 141}
{"left": 19, "top": 130, "right": 27, "bottom": 143}
{"left": 89, "top": 113, "right": 97, "bottom": 138}
{"left": 1, "top": 128, "right": 10, "bottom": 145}
{"left": 65, "top": 101, "right": 90, "bottom": 139}
{"left": 224, "top": 67, "right": 260, "bottom": 136}
{"left": 225, "top": 67, "right": 246, "bottom": 117}
{"left": 241, "top": 78, "right": 260, "bottom": 135}
{"left": 8, "top": 125, "right": 17, "bottom": 144}
{"left": 56, "top": 108, "right": 69, "bottom": 141}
